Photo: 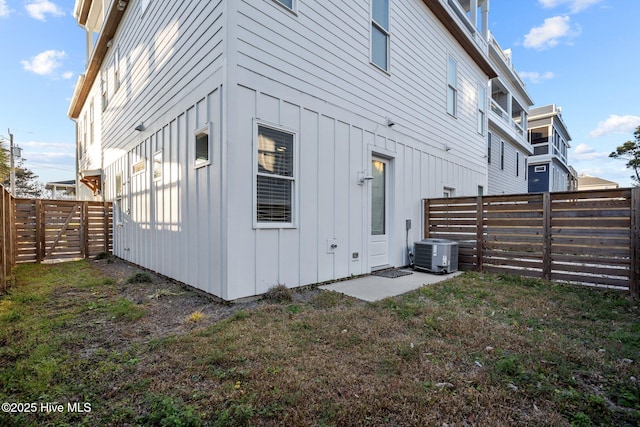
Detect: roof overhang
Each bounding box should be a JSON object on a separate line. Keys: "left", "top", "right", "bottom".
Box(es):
{"left": 68, "top": 0, "right": 129, "bottom": 119}
{"left": 422, "top": 0, "right": 497, "bottom": 79}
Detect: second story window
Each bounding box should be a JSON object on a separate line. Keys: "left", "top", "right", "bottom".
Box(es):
{"left": 273, "top": 0, "right": 295, "bottom": 12}
{"left": 477, "top": 84, "right": 486, "bottom": 134}
{"left": 114, "top": 46, "right": 120, "bottom": 92}
{"left": 447, "top": 56, "right": 457, "bottom": 116}
{"left": 371, "top": 0, "right": 389, "bottom": 72}
{"left": 101, "top": 71, "right": 108, "bottom": 111}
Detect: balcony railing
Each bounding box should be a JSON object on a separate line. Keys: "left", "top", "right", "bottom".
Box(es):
{"left": 490, "top": 99, "right": 526, "bottom": 137}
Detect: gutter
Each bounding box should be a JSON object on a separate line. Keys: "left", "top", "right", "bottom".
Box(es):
{"left": 68, "top": 0, "right": 129, "bottom": 119}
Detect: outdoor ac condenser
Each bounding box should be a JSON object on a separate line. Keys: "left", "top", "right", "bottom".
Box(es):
{"left": 413, "top": 238, "right": 459, "bottom": 274}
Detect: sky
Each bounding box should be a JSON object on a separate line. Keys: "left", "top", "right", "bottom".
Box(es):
{"left": 0, "top": 0, "right": 639, "bottom": 187}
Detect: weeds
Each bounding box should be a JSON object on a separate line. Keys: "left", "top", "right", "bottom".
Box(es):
{"left": 126, "top": 272, "right": 153, "bottom": 284}
{"left": 262, "top": 284, "right": 293, "bottom": 303}
{"left": 1, "top": 264, "right": 639, "bottom": 426}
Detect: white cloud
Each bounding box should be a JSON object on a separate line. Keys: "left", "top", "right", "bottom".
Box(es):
{"left": 20, "top": 50, "right": 67, "bottom": 76}
{"left": 538, "top": 0, "right": 603, "bottom": 13}
{"left": 0, "top": 0, "right": 10, "bottom": 17}
{"left": 519, "top": 71, "right": 555, "bottom": 84}
{"left": 589, "top": 115, "right": 640, "bottom": 138}
{"left": 25, "top": 0, "right": 64, "bottom": 21}
{"left": 572, "top": 143, "right": 609, "bottom": 160}
{"left": 61, "top": 71, "right": 74, "bottom": 80}
{"left": 523, "top": 16, "right": 581, "bottom": 50}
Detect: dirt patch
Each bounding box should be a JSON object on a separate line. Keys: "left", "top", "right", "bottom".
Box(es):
{"left": 87, "top": 256, "right": 321, "bottom": 342}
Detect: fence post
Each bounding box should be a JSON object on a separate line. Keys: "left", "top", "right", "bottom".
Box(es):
{"left": 476, "top": 195, "right": 484, "bottom": 272}
{"left": 103, "top": 202, "right": 110, "bottom": 253}
{"left": 423, "top": 199, "right": 430, "bottom": 239}
{"left": 542, "top": 192, "right": 552, "bottom": 281}
{"left": 35, "top": 200, "right": 43, "bottom": 263}
{"left": 82, "top": 202, "right": 89, "bottom": 259}
{"left": 631, "top": 187, "right": 640, "bottom": 298}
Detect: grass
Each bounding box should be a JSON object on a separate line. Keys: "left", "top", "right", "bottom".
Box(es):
{"left": 1, "top": 262, "right": 639, "bottom": 425}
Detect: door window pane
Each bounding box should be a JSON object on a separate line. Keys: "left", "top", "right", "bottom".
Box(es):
{"left": 371, "top": 160, "right": 385, "bottom": 235}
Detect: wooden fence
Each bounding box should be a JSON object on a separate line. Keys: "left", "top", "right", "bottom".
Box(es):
{"left": 14, "top": 199, "right": 112, "bottom": 264}
{"left": 0, "top": 185, "right": 113, "bottom": 292}
{"left": 423, "top": 188, "right": 640, "bottom": 297}
{"left": 0, "top": 186, "right": 13, "bottom": 293}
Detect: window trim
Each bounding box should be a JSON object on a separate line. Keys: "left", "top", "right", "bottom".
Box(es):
{"left": 253, "top": 120, "right": 298, "bottom": 229}
{"left": 370, "top": 0, "right": 390, "bottom": 73}
{"left": 132, "top": 158, "right": 146, "bottom": 176}
{"left": 152, "top": 150, "right": 162, "bottom": 181}
{"left": 272, "top": 0, "right": 297, "bottom": 13}
{"left": 477, "top": 83, "right": 486, "bottom": 135}
{"left": 447, "top": 55, "right": 458, "bottom": 117}
{"left": 535, "top": 165, "right": 547, "bottom": 173}
{"left": 194, "top": 122, "right": 213, "bottom": 169}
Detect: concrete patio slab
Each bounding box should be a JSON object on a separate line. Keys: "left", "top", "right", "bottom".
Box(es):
{"left": 320, "top": 269, "right": 463, "bottom": 302}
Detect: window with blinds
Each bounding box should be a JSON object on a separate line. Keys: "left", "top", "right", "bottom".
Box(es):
{"left": 256, "top": 124, "right": 296, "bottom": 225}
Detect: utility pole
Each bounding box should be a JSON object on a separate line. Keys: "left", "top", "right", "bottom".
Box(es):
{"left": 8, "top": 129, "right": 14, "bottom": 196}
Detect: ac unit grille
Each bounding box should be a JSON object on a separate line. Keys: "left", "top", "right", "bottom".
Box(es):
{"left": 413, "top": 239, "right": 458, "bottom": 274}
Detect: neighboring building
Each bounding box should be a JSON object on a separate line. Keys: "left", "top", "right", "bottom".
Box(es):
{"left": 527, "top": 104, "right": 576, "bottom": 193}
{"left": 577, "top": 173, "right": 619, "bottom": 191}
{"left": 45, "top": 180, "right": 77, "bottom": 199}
{"left": 68, "top": 0, "right": 499, "bottom": 300}
{"left": 486, "top": 36, "right": 534, "bottom": 195}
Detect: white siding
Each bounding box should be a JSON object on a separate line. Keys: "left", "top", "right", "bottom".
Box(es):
{"left": 487, "top": 131, "right": 528, "bottom": 195}
{"left": 84, "top": 0, "right": 493, "bottom": 300}
{"left": 233, "top": 0, "right": 490, "bottom": 169}
{"left": 224, "top": 84, "right": 485, "bottom": 300}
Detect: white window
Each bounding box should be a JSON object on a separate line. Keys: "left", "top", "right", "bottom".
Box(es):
{"left": 132, "top": 159, "right": 146, "bottom": 175}
{"left": 140, "top": 0, "right": 150, "bottom": 15}
{"left": 487, "top": 132, "right": 492, "bottom": 164}
{"left": 443, "top": 187, "right": 454, "bottom": 198}
{"left": 101, "top": 71, "right": 108, "bottom": 111}
{"left": 273, "top": 0, "right": 295, "bottom": 11}
{"left": 371, "top": 0, "right": 389, "bottom": 72}
{"left": 500, "top": 141, "right": 505, "bottom": 170}
{"left": 114, "top": 46, "right": 120, "bottom": 92}
{"left": 516, "top": 152, "right": 520, "bottom": 177}
{"left": 114, "top": 173, "right": 123, "bottom": 225}
{"left": 195, "top": 122, "right": 212, "bottom": 167}
{"left": 477, "top": 84, "right": 486, "bottom": 134}
{"left": 255, "top": 123, "right": 297, "bottom": 227}
{"left": 153, "top": 151, "right": 162, "bottom": 181}
{"left": 535, "top": 165, "right": 547, "bottom": 173}
{"left": 447, "top": 56, "right": 457, "bottom": 116}
{"left": 115, "top": 173, "right": 123, "bottom": 198}
{"left": 89, "top": 101, "right": 94, "bottom": 144}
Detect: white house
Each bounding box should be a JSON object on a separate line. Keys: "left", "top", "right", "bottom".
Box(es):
{"left": 68, "top": 0, "right": 498, "bottom": 300}
{"left": 486, "top": 36, "right": 534, "bottom": 195}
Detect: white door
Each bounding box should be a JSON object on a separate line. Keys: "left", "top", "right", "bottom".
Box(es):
{"left": 369, "top": 158, "right": 389, "bottom": 269}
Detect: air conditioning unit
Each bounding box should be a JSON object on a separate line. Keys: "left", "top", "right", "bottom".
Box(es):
{"left": 413, "top": 238, "right": 458, "bottom": 274}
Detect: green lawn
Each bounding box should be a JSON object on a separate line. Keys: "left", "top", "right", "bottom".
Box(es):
{"left": 0, "top": 261, "right": 639, "bottom": 426}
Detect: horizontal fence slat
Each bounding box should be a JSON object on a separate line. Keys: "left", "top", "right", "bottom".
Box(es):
{"left": 424, "top": 188, "right": 638, "bottom": 295}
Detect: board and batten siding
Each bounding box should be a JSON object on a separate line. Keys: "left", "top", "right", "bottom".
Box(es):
{"left": 105, "top": 89, "right": 224, "bottom": 297}
{"left": 224, "top": 84, "right": 484, "bottom": 300}
{"left": 89, "top": 0, "right": 494, "bottom": 300}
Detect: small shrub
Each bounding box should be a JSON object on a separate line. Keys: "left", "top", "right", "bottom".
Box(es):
{"left": 94, "top": 251, "right": 111, "bottom": 260}
{"left": 263, "top": 284, "right": 293, "bottom": 303}
{"left": 126, "top": 272, "right": 153, "bottom": 284}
